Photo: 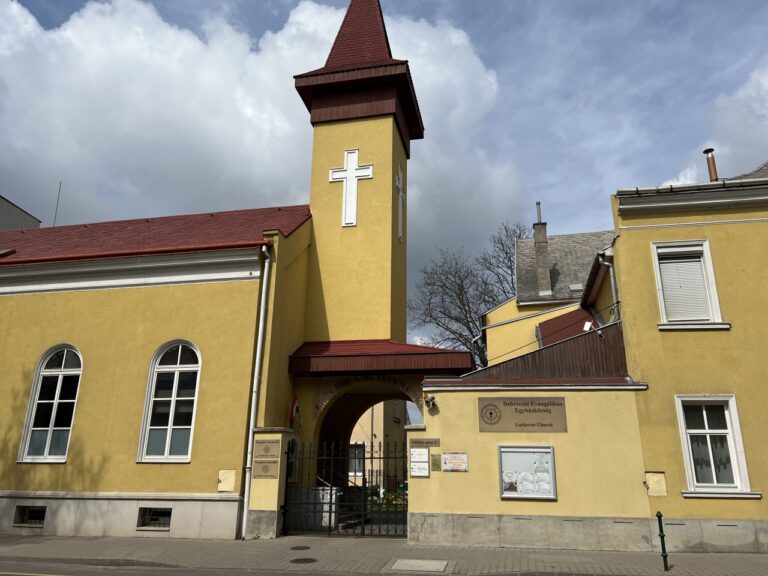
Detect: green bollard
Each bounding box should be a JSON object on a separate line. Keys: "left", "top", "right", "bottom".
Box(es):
{"left": 656, "top": 511, "right": 669, "bottom": 572}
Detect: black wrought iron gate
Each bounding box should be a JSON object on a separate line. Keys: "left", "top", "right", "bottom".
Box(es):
{"left": 282, "top": 441, "right": 408, "bottom": 537}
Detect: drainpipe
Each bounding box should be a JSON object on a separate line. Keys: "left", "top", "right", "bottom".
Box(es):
{"left": 597, "top": 253, "right": 619, "bottom": 321}
{"left": 240, "top": 244, "right": 272, "bottom": 540}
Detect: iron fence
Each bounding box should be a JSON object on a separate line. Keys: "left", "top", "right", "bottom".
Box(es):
{"left": 283, "top": 440, "right": 408, "bottom": 537}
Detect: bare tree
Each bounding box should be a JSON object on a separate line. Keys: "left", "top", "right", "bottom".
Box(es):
{"left": 409, "top": 221, "right": 531, "bottom": 367}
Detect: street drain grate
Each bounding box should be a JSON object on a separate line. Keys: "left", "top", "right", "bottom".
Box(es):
{"left": 290, "top": 558, "right": 317, "bottom": 564}
{"left": 290, "top": 546, "right": 311, "bottom": 551}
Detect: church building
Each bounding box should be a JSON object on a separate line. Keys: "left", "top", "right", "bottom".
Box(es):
{"left": 0, "top": 0, "right": 471, "bottom": 540}
{"left": 2, "top": 0, "right": 765, "bottom": 553}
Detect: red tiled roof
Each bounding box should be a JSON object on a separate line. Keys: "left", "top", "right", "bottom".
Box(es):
{"left": 537, "top": 307, "right": 597, "bottom": 347}
{"left": 0, "top": 205, "right": 311, "bottom": 266}
{"left": 290, "top": 339, "right": 473, "bottom": 375}
{"left": 314, "top": 0, "right": 403, "bottom": 75}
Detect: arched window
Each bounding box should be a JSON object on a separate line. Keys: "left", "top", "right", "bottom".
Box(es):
{"left": 139, "top": 342, "right": 201, "bottom": 461}
{"left": 21, "top": 347, "right": 82, "bottom": 462}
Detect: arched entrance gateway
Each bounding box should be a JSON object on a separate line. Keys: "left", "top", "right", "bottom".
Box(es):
{"left": 281, "top": 341, "right": 472, "bottom": 537}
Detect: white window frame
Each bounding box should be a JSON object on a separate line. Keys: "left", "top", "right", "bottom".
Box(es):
{"left": 18, "top": 345, "right": 83, "bottom": 463}
{"left": 674, "top": 395, "right": 758, "bottom": 498}
{"left": 651, "top": 240, "right": 729, "bottom": 330}
{"left": 348, "top": 442, "right": 366, "bottom": 477}
{"left": 137, "top": 341, "right": 201, "bottom": 463}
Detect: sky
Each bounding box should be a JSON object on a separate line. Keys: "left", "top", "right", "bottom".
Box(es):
{"left": 3, "top": 0, "right": 768, "bottom": 328}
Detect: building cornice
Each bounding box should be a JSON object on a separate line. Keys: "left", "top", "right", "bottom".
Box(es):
{"left": 0, "top": 248, "right": 262, "bottom": 295}
{"left": 617, "top": 180, "right": 768, "bottom": 215}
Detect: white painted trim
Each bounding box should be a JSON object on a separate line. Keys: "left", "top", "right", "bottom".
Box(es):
{"left": 137, "top": 341, "right": 202, "bottom": 464}
{"left": 674, "top": 394, "right": 752, "bottom": 494}
{"left": 517, "top": 298, "right": 578, "bottom": 307}
{"left": 651, "top": 240, "right": 724, "bottom": 325}
{"left": 423, "top": 384, "right": 647, "bottom": 392}
{"left": 0, "top": 249, "right": 261, "bottom": 295}
{"left": 658, "top": 322, "right": 731, "bottom": 331}
{"left": 619, "top": 216, "right": 768, "bottom": 231}
{"left": 681, "top": 491, "right": 762, "bottom": 499}
{"left": 0, "top": 490, "right": 239, "bottom": 501}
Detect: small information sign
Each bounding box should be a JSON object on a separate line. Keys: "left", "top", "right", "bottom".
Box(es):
{"left": 410, "top": 438, "right": 441, "bottom": 448}
{"left": 252, "top": 459, "right": 279, "bottom": 479}
{"left": 254, "top": 439, "right": 281, "bottom": 458}
{"left": 430, "top": 453, "right": 442, "bottom": 472}
{"left": 442, "top": 452, "right": 469, "bottom": 472}
{"left": 410, "top": 461, "right": 430, "bottom": 477}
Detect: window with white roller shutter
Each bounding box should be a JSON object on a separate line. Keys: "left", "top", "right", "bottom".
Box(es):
{"left": 652, "top": 241, "right": 724, "bottom": 327}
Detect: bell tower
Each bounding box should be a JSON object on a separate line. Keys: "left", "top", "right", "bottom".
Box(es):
{"left": 295, "top": 0, "right": 424, "bottom": 342}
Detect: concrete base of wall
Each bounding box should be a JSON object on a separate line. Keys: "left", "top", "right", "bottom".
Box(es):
{"left": 245, "top": 509, "right": 282, "bottom": 539}
{"left": 0, "top": 494, "right": 239, "bottom": 539}
{"left": 408, "top": 513, "right": 768, "bottom": 553}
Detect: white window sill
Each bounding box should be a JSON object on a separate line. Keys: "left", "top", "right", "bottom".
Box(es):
{"left": 136, "top": 458, "right": 191, "bottom": 464}
{"left": 13, "top": 524, "right": 44, "bottom": 528}
{"left": 136, "top": 526, "right": 171, "bottom": 532}
{"left": 682, "top": 490, "right": 761, "bottom": 499}
{"left": 17, "top": 458, "right": 67, "bottom": 464}
{"left": 658, "top": 322, "right": 731, "bottom": 331}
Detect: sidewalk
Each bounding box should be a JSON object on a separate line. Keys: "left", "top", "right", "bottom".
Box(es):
{"left": 0, "top": 534, "right": 766, "bottom": 575}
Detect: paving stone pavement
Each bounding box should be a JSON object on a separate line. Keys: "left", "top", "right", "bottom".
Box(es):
{"left": 0, "top": 535, "right": 766, "bottom": 575}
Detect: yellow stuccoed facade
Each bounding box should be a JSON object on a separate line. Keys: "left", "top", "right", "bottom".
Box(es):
{"left": 0, "top": 279, "right": 260, "bottom": 495}
{"left": 615, "top": 200, "right": 768, "bottom": 522}
{"left": 305, "top": 117, "right": 408, "bottom": 343}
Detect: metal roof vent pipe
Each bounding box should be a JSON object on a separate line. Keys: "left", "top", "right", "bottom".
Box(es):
{"left": 703, "top": 148, "right": 719, "bottom": 182}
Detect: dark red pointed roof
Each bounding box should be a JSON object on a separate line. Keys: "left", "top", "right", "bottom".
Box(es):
{"left": 0, "top": 205, "right": 311, "bottom": 266}
{"left": 294, "top": 0, "right": 424, "bottom": 153}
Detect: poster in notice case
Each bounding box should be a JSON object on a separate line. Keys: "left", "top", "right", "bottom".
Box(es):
{"left": 499, "top": 446, "right": 556, "bottom": 499}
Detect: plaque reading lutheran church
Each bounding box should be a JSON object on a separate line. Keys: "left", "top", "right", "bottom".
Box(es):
{"left": 478, "top": 397, "right": 567, "bottom": 433}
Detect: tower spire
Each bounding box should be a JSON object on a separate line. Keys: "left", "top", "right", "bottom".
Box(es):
{"left": 324, "top": 0, "right": 397, "bottom": 71}
{"left": 294, "top": 0, "right": 424, "bottom": 156}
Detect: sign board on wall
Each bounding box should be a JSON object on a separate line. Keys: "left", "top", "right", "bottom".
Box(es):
{"left": 410, "top": 438, "right": 441, "bottom": 448}
{"left": 442, "top": 452, "right": 468, "bottom": 472}
{"left": 254, "top": 439, "right": 281, "bottom": 457}
{"left": 252, "top": 460, "right": 279, "bottom": 479}
{"left": 410, "top": 447, "right": 430, "bottom": 478}
{"left": 478, "top": 397, "right": 567, "bottom": 433}
{"left": 498, "top": 446, "right": 556, "bottom": 499}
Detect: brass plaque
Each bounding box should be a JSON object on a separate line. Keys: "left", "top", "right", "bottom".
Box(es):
{"left": 478, "top": 397, "right": 567, "bottom": 433}
{"left": 410, "top": 438, "right": 441, "bottom": 448}
{"left": 430, "top": 453, "right": 442, "bottom": 472}
{"left": 254, "top": 439, "right": 281, "bottom": 458}
{"left": 253, "top": 459, "right": 279, "bottom": 479}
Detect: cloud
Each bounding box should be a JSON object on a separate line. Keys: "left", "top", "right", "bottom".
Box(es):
{"left": 0, "top": 0, "right": 508, "bottom": 257}
{"left": 662, "top": 60, "right": 768, "bottom": 186}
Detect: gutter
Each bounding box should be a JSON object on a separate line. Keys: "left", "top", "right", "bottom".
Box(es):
{"left": 240, "top": 244, "right": 272, "bottom": 539}
{"left": 597, "top": 253, "right": 619, "bottom": 321}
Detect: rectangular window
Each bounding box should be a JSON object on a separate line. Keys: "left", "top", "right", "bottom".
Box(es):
{"left": 348, "top": 443, "right": 365, "bottom": 476}
{"left": 675, "top": 396, "right": 754, "bottom": 496}
{"left": 14, "top": 505, "right": 46, "bottom": 527}
{"left": 137, "top": 507, "right": 172, "bottom": 529}
{"left": 652, "top": 241, "right": 726, "bottom": 328}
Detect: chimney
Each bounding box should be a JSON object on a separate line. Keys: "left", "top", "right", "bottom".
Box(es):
{"left": 533, "top": 202, "right": 552, "bottom": 297}
{"left": 703, "top": 148, "right": 719, "bottom": 182}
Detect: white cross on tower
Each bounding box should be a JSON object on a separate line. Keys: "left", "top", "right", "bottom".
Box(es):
{"left": 329, "top": 149, "right": 373, "bottom": 227}
{"left": 396, "top": 165, "right": 405, "bottom": 241}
